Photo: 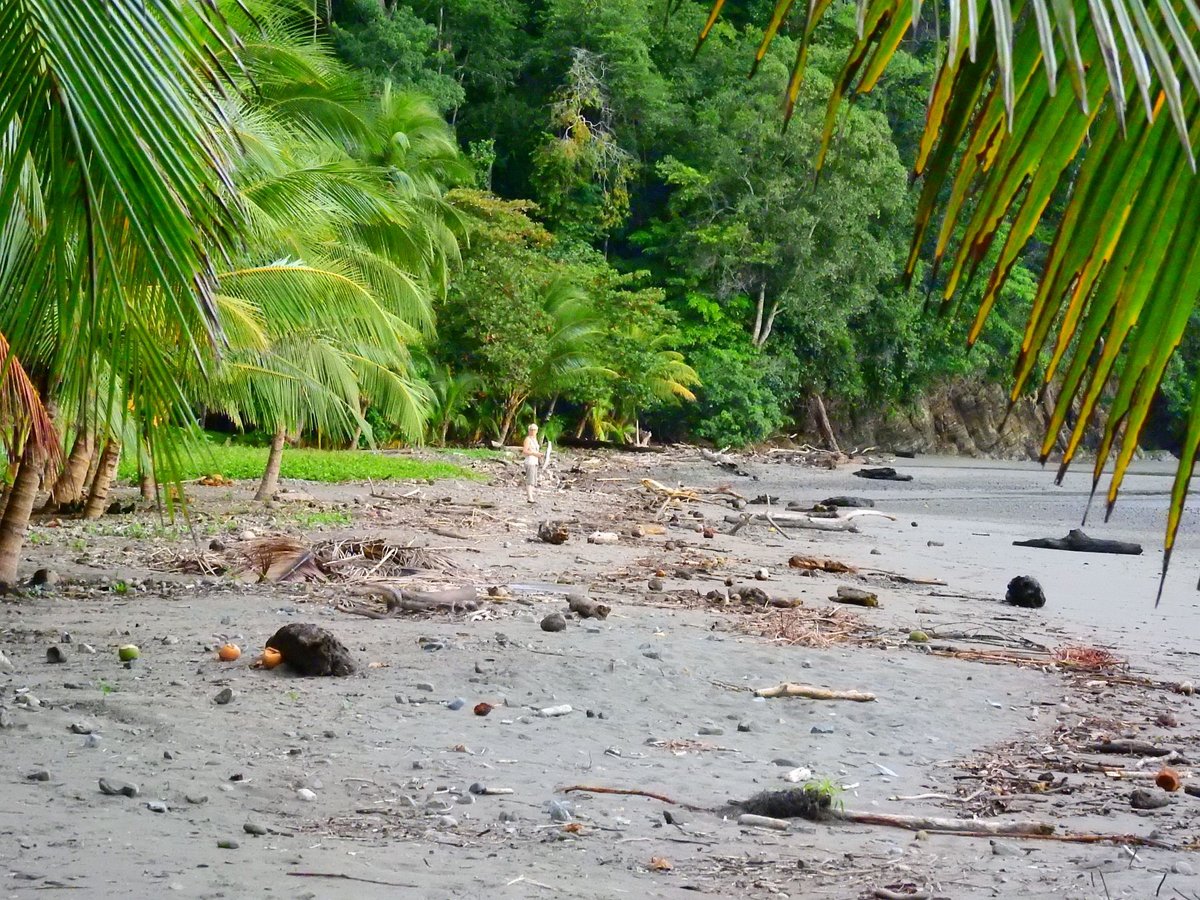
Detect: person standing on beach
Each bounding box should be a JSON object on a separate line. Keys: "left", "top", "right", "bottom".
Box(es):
{"left": 521, "top": 423, "right": 540, "bottom": 503}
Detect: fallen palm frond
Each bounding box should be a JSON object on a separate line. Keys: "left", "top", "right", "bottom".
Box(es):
{"left": 151, "top": 534, "right": 456, "bottom": 582}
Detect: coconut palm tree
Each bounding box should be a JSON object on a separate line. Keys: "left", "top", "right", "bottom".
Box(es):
{"left": 695, "top": 0, "right": 1200, "bottom": 591}
{"left": 0, "top": 0, "right": 246, "bottom": 583}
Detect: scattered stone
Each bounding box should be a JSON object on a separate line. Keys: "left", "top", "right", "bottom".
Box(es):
{"left": 820, "top": 497, "right": 874, "bottom": 508}
{"left": 68, "top": 722, "right": 94, "bottom": 734}
{"left": 163, "top": 750, "right": 174, "bottom": 760}
{"left": 1005, "top": 575, "right": 1046, "bottom": 609}
{"left": 146, "top": 801, "right": 168, "bottom": 813}
{"left": 438, "top": 815, "right": 459, "bottom": 828}
{"left": 541, "top": 612, "right": 567, "bottom": 632}
{"left": 754, "top": 568, "right": 770, "bottom": 581}
{"left": 243, "top": 822, "right": 268, "bottom": 836}
{"left": 45, "top": 646, "right": 67, "bottom": 664}
{"left": 82, "top": 734, "right": 102, "bottom": 749}
{"left": 26, "top": 770, "right": 49, "bottom": 782}
{"left": 446, "top": 698, "right": 466, "bottom": 711}
{"left": 831, "top": 586, "right": 879, "bottom": 608}
{"left": 1156, "top": 712, "right": 1180, "bottom": 728}
{"left": 702, "top": 526, "right": 716, "bottom": 539}
{"left": 538, "top": 704, "right": 572, "bottom": 718}
{"left": 98, "top": 778, "right": 139, "bottom": 798}
{"left": 1173, "top": 861, "right": 1195, "bottom": 876}
{"left": 648, "top": 578, "right": 664, "bottom": 591}
{"left": 213, "top": 688, "right": 234, "bottom": 705}
{"left": 811, "top": 724, "right": 835, "bottom": 734}
{"left": 737, "top": 722, "right": 752, "bottom": 733}
{"left": 415, "top": 682, "right": 435, "bottom": 692}
{"left": 185, "top": 794, "right": 209, "bottom": 805}
{"left": 990, "top": 839, "right": 1021, "bottom": 856}
{"left": 217, "top": 839, "right": 239, "bottom": 850}
{"left": 265, "top": 623, "right": 356, "bottom": 676}
{"left": 1130, "top": 788, "right": 1170, "bottom": 810}
{"left": 296, "top": 788, "right": 317, "bottom": 802}
{"left": 0, "top": 650, "right": 12, "bottom": 673}
{"left": 698, "top": 723, "right": 724, "bottom": 736}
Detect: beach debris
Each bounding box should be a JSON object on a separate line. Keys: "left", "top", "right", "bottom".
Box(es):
{"left": 587, "top": 531, "right": 619, "bottom": 544}
{"left": 790, "top": 556, "right": 855, "bottom": 573}
{"left": 647, "top": 856, "right": 673, "bottom": 871}
{"left": 118, "top": 644, "right": 140, "bottom": 661}
{"left": 561, "top": 785, "right": 683, "bottom": 805}
{"left": 700, "top": 448, "right": 752, "bottom": 477}
{"left": 446, "top": 698, "right": 466, "bottom": 710}
{"left": 853, "top": 467, "right": 912, "bottom": 482}
{"left": 726, "top": 509, "right": 893, "bottom": 533}
{"left": 45, "top": 645, "right": 66, "bottom": 664}
{"left": 567, "top": 594, "right": 610, "bottom": 620}
{"left": 1089, "top": 739, "right": 1175, "bottom": 757}
{"left": 909, "top": 630, "right": 929, "bottom": 643}
{"left": 541, "top": 612, "right": 567, "bottom": 632}
{"left": 1012, "top": 528, "right": 1142, "bottom": 555}
{"left": 819, "top": 496, "right": 876, "bottom": 508}
{"left": 27, "top": 769, "right": 50, "bottom": 781}
{"left": 1005, "top": 575, "right": 1046, "bottom": 608}
{"left": 1156, "top": 767, "right": 1182, "bottom": 792}
{"left": 1052, "top": 645, "right": 1123, "bottom": 670}
{"left": 214, "top": 688, "right": 234, "bottom": 705}
{"left": 339, "top": 584, "right": 479, "bottom": 618}
{"left": 738, "top": 813, "right": 791, "bottom": 830}
{"left": 30, "top": 567, "right": 59, "bottom": 587}
{"left": 872, "top": 888, "right": 929, "bottom": 900}
{"left": 753, "top": 683, "right": 876, "bottom": 702}
{"left": 538, "top": 521, "right": 571, "bottom": 545}
{"left": 259, "top": 647, "right": 284, "bottom": 669}
{"left": 1130, "top": 788, "right": 1171, "bottom": 810}
{"left": 265, "top": 623, "right": 356, "bottom": 676}
{"left": 738, "top": 606, "right": 869, "bottom": 647}
{"left": 831, "top": 586, "right": 879, "bottom": 608}
{"left": 217, "top": 643, "right": 241, "bottom": 662}
{"left": 474, "top": 702, "right": 493, "bottom": 716}
{"left": 538, "top": 704, "right": 572, "bottom": 717}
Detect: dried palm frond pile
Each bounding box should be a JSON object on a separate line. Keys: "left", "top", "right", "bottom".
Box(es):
{"left": 737, "top": 605, "right": 871, "bottom": 649}
{"left": 150, "top": 535, "right": 456, "bottom": 583}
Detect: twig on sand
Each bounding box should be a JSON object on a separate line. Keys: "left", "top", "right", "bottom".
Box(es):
{"left": 754, "top": 683, "right": 876, "bottom": 702}
{"left": 763, "top": 497, "right": 792, "bottom": 541}
{"left": 837, "top": 812, "right": 1175, "bottom": 848}
{"left": 561, "top": 785, "right": 681, "bottom": 805}
{"left": 286, "top": 872, "right": 418, "bottom": 888}
{"left": 507, "top": 875, "right": 558, "bottom": 892}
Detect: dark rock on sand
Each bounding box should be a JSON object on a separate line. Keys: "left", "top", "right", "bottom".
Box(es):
{"left": 30, "top": 568, "right": 58, "bottom": 588}
{"left": 541, "top": 612, "right": 567, "bottom": 632}
{"left": 265, "top": 623, "right": 356, "bottom": 676}
{"left": 1130, "top": 788, "right": 1171, "bottom": 810}
{"left": 819, "top": 496, "right": 875, "bottom": 508}
{"left": 98, "top": 778, "right": 139, "bottom": 798}
{"left": 537, "top": 521, "right": 570, "bottom": 545}
{"left": 1005, "top": 575, "right": 1046, "bottom": 609}
{"left": 853, "top": 467, "right": 913, "bottom": 482}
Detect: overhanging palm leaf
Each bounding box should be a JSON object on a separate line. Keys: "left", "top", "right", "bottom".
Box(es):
{"left": 698, "top": 0, "right": 1200, "bottom": 596}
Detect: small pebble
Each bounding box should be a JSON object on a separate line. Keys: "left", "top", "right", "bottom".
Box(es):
{"left": 185, "top": 794, "right": 209, "bottom": 805}
{"left": 45, "top": 646, "right": 67, "bottom": 664}
{"left": 415, "top": 682, "right": 435, "bottom": 692}
{"left": 26, "top": 770, "right": 50, "bottom": 782}
{"left": 438, "top": 815, "right": 459, "bottom": 828}
{"left": 446, "top": 698, "right": 466, "bottom": 711}
{"left": 69, "top": 722, "right": 94, "bottom": 734}
{"left": 146, "top": 801, "right": 168, "bottom": 813}
{"left": 648, "top": 578, "right": 664, "bottom": 591}
{"left": 83, "top": 734, "right": 102, "bottom": 748}
{"left": 991, "top": 839, "right": 1021, "bottom": 856}
{"left": 698, "top": 724, "right": 724, "bottom": 736}
{"left": 217, "top": 839, "right": 239, "bottom": 850}
{"left": 163, "top": 750, "right": 174, "bottom": 760}
{"left": 296, "top": 788, "right": 317, "bottom": 802}
{"left": 243, "top": 822, "right": 268, "bottom": 836}
{"left": 737, "top": 722, "right": 752, "bottom": 733}
{"left": 213, "top": 688, "right": 234, "bottom": 705}
{"left": 811, "top": 724, "right": 835, "bottom": 734}
{"left": 1173, "top": 861, "right": 1195, "bottom": 876}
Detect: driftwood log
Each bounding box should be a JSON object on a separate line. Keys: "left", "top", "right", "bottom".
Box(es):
{"left": 853, "top": 467, "right": 912, "bottom": 482}
{"left": 725, "top": 509, "right": 894, "bottom": 532}
{"left": 342, "top": 585, "right": 479, "bottom": 617}
{"left": 1012, "top": 528, "right": 1142, "bottom": 555}
{"left": 754, "top": 683, "right": 876, "bottom": 702}
{"left": 831, "top": 586, "right": 879, "bottom": 608}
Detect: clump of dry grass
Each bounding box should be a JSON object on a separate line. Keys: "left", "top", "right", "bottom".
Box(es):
{"left": 1052, "top": 645, "right": 1125, "bottom": 671}
{"left": 737, "top": 605, "right": 869, "bottom": 648}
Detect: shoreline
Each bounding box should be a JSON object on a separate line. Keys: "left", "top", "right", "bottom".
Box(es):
{"left": 0, "top": 448, "right": 1197, "bottom": 898}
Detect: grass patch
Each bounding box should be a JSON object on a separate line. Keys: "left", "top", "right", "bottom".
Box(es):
{"left": 438, "top": 447, "right": 509, "bottom": 460}
{"left": 119, "top": 442, "right": 475, "bottom": 485}
{"left": 291, "top": 510, "right": 353, "bottom": 528}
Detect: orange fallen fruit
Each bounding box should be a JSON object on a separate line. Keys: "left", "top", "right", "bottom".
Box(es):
{"left": 217, "top": 643, "right": 241, "bottom": 662}
{"left": 1156, "top": 766, "right": 1182, "bottom": 792}
{"left": 260, "top": 647, "right": 283, "bottom": 669}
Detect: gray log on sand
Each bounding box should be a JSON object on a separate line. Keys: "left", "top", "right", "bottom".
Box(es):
{"left": 1012, "top": 528, "right": 1142, "bottom": 555}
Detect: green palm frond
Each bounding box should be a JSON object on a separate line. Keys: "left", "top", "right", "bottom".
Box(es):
{"left": 698, "top": 0, "right": 1200, "bottom": 595}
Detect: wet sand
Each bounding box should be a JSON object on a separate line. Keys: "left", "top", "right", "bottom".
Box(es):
{"left": 0, "top": 450, "right": 1197, "bottom": 899}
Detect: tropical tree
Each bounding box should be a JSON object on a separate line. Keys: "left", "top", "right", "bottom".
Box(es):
{"left": 0, "top": 0, "right": 245, "bottom": 584}
{"left": 694, "top": 0, "right": 1200, "bottom": 588}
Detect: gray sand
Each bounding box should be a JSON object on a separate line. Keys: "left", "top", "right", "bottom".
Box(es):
{"left": 1, "top": 451, "right": 1197, "bottom": 898}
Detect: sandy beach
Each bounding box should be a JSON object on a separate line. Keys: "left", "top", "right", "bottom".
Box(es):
{"left": 1, "top": 448, "right": 1198, "bottom": 899}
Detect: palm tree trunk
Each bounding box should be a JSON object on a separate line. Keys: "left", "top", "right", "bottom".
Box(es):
{"left": 139, "top": 465, "right": 154, "bottom": 504}
{"left": 0, "top": 443, "right": 43, "bottom": 585}
{"left": 255, "top": 428, "right": 286, "bottom": 501}
{"left": 83, "top": 440, "right": 121, "bottom": 519}
{"left": 810, "top": 393, "right": 840, "bottom": 453}
{"left": 45, "top": 429, "right": 93, "bottom": 510}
